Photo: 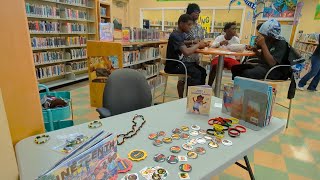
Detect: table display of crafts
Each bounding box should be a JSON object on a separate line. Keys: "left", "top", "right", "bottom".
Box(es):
{"left": 33, "top": 114, "right": 246, "bottom": 180}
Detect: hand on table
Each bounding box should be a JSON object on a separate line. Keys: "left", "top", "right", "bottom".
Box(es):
{"left": 198, "top": 41, "right": 208, "bottom": 49}
{"left": 220, "top": 40, "right": 229, "bottom": 46}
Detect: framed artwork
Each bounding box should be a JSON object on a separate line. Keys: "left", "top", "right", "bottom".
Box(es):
{"left": 263, "top": 0, "right": 297, "bottom": 18}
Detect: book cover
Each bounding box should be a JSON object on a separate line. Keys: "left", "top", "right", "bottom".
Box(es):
{"left": 231, "top": 77, "right": 270, "bottom": 127}
{"left": 122, "top": 29, "right": 130, "bottom": 42}
{"left": 187, "top": 85, "right": 212, "bottom": 115}
{"left": 222, "top": 83, "right": 233, "bottom": 115}
{"left": 38, "top": 134, "right": 118, "bottom": 180}
{"left": 100, "top": 23, "right": 114, "bottom": 41}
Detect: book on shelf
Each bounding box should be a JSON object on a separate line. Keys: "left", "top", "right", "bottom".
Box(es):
{"left": 100, "top": 23, "right": 114, "bottom": 41}
{"left": 31, "top": 36, "right": 87, "bottom": 49}
{"left": 187, "top": 85, "right": 212, "bottom": 115}
{"left": 36, "top": 64, "right": 66, "bottom": 80}
{"left": 230, "top": 77, "right": 276, "bottom": 130}
{"left": 37, "top": 131, "right": 119, "bottom": 180}
{"left": 122, "top": 28, "right": 130, "bottom": 42}
{"left": 25, "top": 3, "right": 60, "bottom": 18}
{"left": 123, "top": 47, "right": 160, "bottom": 66}
{"left": 33, "top": 51, "right": 64, "bottom": 65}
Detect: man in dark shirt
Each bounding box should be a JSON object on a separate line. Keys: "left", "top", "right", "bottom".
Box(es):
{"left": 298, "top": 33, "right": 320, "bottom": 91}
{"left": 165, "top": 14, "right": 207, "bottom": 86}
{"left": 231, "top": 19, "right": 290, "bottom": 80}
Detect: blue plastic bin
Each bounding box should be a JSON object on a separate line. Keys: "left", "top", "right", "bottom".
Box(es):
{"left": 38, "top": 84, "right": 74, "bottom": 131}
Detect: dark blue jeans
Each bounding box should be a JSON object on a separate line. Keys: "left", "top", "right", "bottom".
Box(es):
{"left": 298, "top": 55, "right": 320, "bottom": 90}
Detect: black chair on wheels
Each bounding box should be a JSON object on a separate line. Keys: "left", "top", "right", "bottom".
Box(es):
{"left": 96, "top": 68, "right": 152, "bottom": 119}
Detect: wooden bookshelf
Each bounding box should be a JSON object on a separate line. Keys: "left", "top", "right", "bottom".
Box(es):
{"left": 25, "top": 0, "right": 98, "bottom": 88}
{"left": 98, "top": 1, "right": 111, "bottom": 23}
{"left": 87, "top": 40, "right": 167, "bottom": 107}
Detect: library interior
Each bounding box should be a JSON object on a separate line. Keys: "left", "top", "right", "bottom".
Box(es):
{"left": 1, "top": 0, "right": 320, "bottom": 180}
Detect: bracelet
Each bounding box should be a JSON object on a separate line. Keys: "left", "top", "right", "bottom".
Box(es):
{"left": 213, "top": 124, "right": 224, "bottom": 132}
{"left": 88, "top": 120, "right": 102, "bottom": 129}
{"left": 235, "top": 125, "right": 246, "bottom": 133}
{"left": 213, "top": 131, "right": 224, "bottom": 139}
{"left": 34, "top": 134, "right": 50, "bottom": 144}
{"left": 222, "top": 125, "right": 229, "bottom": 131}
{"left": 228, "top": 128, "right": 240, "bottom": 138}
{"left": 206, "top": 129, "right": 215, "bottom": 136}
{"left": 208, "top": 118, "right": 222, "bottom": 125}
{"left": 229, "top": 117, "right": 239, "bottom": 124}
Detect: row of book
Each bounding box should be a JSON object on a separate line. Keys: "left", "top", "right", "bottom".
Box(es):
{"left": 36, "top": 64, "right": 66, "bottom": 80}
{"left": 25, "top": 3, "right": 60, "bottom": 18}
{"left": 61, "top": 8, "right": 87, "bottom": 19}
{"left": 123, "top": 47, "right": 160, "bottom": 66}
{"left": 138, "top": 62, "right": 161, "bottom": 78}
{"left": 222, "top": 77, "right": 277, "bottom": 129}
{"left": 124, "top": 28, "right": 161, "bottom": 42}
{"left": 296, "top": 33, "right": 319, "bottom": 43}
{"left": 100, "top": 7, "right": 107, "bottom": 16}
{"left": 61, "top": 0, "right": 89, "bottom": 6}
{"left": 28, "top": 21, "right": 60, "bottom": 33}
{"left": 33, "top": 51, "right": 64, "bottom": 65}
{"left": 31, "top": 36, "right": 87, "bottom": 49}
{"left": 295, "top": 42, "right": 317, "bottom": 54}
{"left": 68, "top": 60, "right": 87, "bottom": 71}
{"left": 148, "top": 75, "right": 165, "bottom": 90}
{"left": 70, "top": 48, "right": 87, "bottom": 59}
{"left": 63, "top": 22, "right": 87, "bottom": 33}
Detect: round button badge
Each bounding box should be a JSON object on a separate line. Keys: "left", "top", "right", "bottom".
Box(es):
{"left": 182, "top": 143, "right": 193, "bottom": 151}
{"left": 191, "top": 125, "right": 200, "bottom": 131}
{"left": 187, "top": 138, "right": 197, "bottom": 146}
{"left": 199, "top": 129, "right": 207, "bottom": 135}
{"left": 195, "top": 147, "right": 206, "bottom": 155}
{"left": 208, "top": 141, "right": 219, "bottom": 148}
{"left": 153, "top": 153, "right": 166, "bottom": 163}
{"left": 181, "top": 125, "right": 189, "bottom": 132}
{"left": 189, "top": 130, "right": 199, "bottom": 137}
{"left": 172, "top": 128, "right": 182, "bottom": 134}
{"left": 166, "top": 155, "right": 179, "bottom": 164}
{"left": 222, "top": 139, "right": 233, "bottom": 146}
{"left": 158, "top": 131, "right": 166, "bottom": 137}
{"left": 170, "top": 146, "right": 181, "bottom": 153}
{"left": 179, "top": 164, "right": 192, "bottom": 172}
{"left": 196, "top": 137, "right": 206, "bottom": 144}
{"left": 153, "top": 139, "right": 163, "bottom": 147}
{"left": 180, "top": 133, "right": 190, "bottom": 140}
{"left": 187, "top": 151, "right": 198, "bottom": 159}
{"left": 204, "top": 135, "right": 213, "bottom": 141}
{"left": 171, "top": 133, "right": 180, "bottom": 140}
{"left": 148, "top": 133, "right": 158, "bottom": 140}
{"left": 162, "top": 137, "right": 173, "bottom": 144}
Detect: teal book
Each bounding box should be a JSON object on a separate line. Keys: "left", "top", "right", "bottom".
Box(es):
{"left": 231, "top": 77, "right": 270, "bottom": 128}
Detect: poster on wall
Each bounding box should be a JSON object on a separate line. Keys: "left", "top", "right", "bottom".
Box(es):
{"left": 315, "top": 0, "right": 320, "bottom": 20}
{"left": 263, "top": 0, "right": 297, "bottom": 18}
{"left": 199, "top": 15, "right": 211, "bottom": 33}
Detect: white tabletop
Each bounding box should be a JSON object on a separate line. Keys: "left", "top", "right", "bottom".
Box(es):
{"left": 15, "top": 97, "right": 286, "bottom": 180}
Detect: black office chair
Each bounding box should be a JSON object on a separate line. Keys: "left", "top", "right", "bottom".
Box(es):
{"left": 96, "top": 68, "right": 152, "bottom": 119}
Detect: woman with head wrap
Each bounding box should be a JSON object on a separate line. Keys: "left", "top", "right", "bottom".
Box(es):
{"left": 231, "top": 19, "right": 290, "bottom": 80}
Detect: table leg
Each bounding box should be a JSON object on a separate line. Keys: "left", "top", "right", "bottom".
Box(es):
{"left": 214, "top": 55, "right": 224, "bottom": 97}
{"left": 235, "top": 155, "right": 255, "bottom": 180}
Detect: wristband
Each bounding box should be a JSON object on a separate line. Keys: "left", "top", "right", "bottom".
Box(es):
{"left": 34, "top": 134, "right": 50, "bottom": 144}
{"left": 228, "top": 128, "right": 240, "bottom": 137}
{"left": 208, "top": 119, "right": 221, "bottom": 125}
{"left": 213, "top": 124, "right": 224, "bottom": 132}
{"left": 88, "top": 120, "right": 102, "bottom": 129}
{"left": 229, "top": 117, "right": 239, "bottom": 124}
{"left": 235, "top": 125, "right": 246, "bottom": 133}
{"left": 206, "top": 129, "right": 215, "bottom": 136}
{"left": 222, "top": 125, "right": 229, "bottom": 131}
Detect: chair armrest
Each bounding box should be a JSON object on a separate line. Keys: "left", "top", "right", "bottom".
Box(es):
{"left": 264, "top": 65, "right": 291, "bottom": 81}
{"left": 96, "top": 108, "right": 112, "bottom": 119}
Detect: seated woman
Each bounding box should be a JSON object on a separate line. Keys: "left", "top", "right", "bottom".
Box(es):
{"left": 231, "top": 19, "right": 290, "bottom": 80}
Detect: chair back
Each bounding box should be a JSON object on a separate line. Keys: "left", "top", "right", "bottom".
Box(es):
{"left": 102, "top": 69, "right": 152, "bottom": 116}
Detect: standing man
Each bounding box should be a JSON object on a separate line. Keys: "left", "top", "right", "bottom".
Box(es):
{"left": 176, "top": 3, "right": 207, "bottom": 98}
{"left": 298, "top": 33, "right": 320, "bottom": 91}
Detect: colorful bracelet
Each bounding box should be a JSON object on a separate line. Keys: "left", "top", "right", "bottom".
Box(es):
{"left": 208, "top": 119, "right": 221, "bottom": 125}
{"left": 228, "top": 128, "right": 241, "bottom": 138}
{"left": 222, "top": 125, "right": 229, "bottom": 131}
{"left": 229, "top": 117, "right": 239, "bottom": 124}
{"left": 206, "top": 129, "right": 215, "bottom": 136}
{"left": 34, "top": 134, "right": 50, "bottom": 144}
{"left": 88, "top": 120, "right": 102, "bottom": 129}
{"left": 235, "top": 125, "right": 246, "bottom": 133}
{"left": 213, "top": 124, "right": 224, "bottom": 132}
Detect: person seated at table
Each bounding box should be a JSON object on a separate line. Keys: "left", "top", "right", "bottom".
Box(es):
{"left": 176, "top": 3, "right": 207, "bottom": 98}
{"left": 164, "top": 14, "right": 207, "bottom": 87}
{"left": 208, "top": 22, "right": 240, "bottom": 86}
{"left": 231, "top": 19, "right": 290, "bottom": 80}
{"left": 245, "top": 23, "right": 264, "bottom": 60}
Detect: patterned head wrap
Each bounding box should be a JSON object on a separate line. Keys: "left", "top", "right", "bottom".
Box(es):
{"left": 258, "top": 19, "right": 285, "bottom": 40}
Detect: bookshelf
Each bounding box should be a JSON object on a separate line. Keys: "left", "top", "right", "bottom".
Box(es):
{"left": 294, "top": 33, "right": 319, "bottom": 62}
{"left": 87, "top": 40, "right": 167, "bottom": 107}
{"left": 98, "top": 1, "right": 111, "bottom": 23}
{"left": 25, "top": 0, "right": 98, "bottom": 88}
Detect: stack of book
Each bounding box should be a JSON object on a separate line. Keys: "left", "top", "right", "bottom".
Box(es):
{"left": 223, "top": 77, "right": 277, "bottom": 130}
{"left": 37, "top": 131, "right": 119, "bottom": 180}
